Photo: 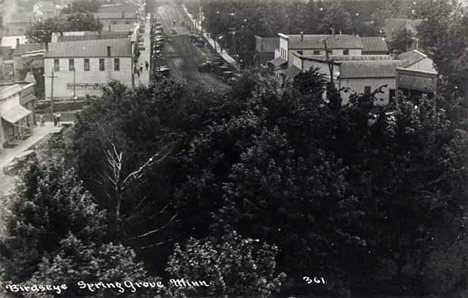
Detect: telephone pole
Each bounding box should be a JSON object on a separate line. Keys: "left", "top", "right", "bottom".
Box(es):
{"left": 47, "top": 68, "right": 57, "bottom": 120}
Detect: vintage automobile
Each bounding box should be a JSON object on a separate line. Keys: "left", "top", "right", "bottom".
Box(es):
{"left": 3, "top": 150, "right": 35, "bottom": 175}
{"left": 198, "top": 62, "right": 214, "bottom": 72}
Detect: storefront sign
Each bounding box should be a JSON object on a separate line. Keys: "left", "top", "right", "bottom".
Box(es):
{"left": 67, "top": 83, "right": 105, "bottom": 90}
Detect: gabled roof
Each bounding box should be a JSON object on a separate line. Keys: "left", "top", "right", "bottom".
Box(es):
{"left": 44, "top": 38, "right": 132, "bottom": 58}
{"left": 303, "top": 55, "right": 392, "bottom": 62}
{"left": 339, "top": 60, "right": 406, "bottom": 79}
{"left": 361, "top": 37, "right": 388, "bottom": 53}
{"left": 282, "top": 34, "right": 364, "bottom": 50}
{"left": 59, "top": 32, "right": 130, "bottom": 42}
{"left": 398, "top": 49, "right": 427, "bottom": 66}
{"left": 98, "top": 3, "right": 138, "bottom": 14}
{"left": 14, "top": 43, "right": 45, "bottom": 56}
{"left": 283, "top": 65, "right": 302, "bottom": 79}
{"left": 95, "top": 12, "right": 137, "bottom": 19}
{"left": 326, "top": 35, "right": 363, "bottom": 49}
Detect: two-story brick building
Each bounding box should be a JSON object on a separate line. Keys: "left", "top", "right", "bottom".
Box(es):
{"left": 44, "top": 38, "right": 133, "bottom": 100}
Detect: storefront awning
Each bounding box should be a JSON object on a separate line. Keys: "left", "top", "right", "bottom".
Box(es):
{"left": 268, "top": 56, "right": 287, "bottom": 67}
{"left": 2, "top": 104, "right": 31, "bottom": 124}
{"left": 283, "top": 65, "right": 302, "bottom": 79}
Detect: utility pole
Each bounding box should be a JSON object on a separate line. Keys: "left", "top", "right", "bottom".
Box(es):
{"left": 73, "top": 66, "right": 76, "bottom": 100}
{"left": 47, "top": 68, "right": 57, "bottom": 120}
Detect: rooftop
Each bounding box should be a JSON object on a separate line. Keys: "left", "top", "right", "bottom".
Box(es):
{"left": 282, "top": 34, "right": 363, "bottom": 49}
{"left": 361, "top": 37, "right": 389, "bottom": 53}
{"left": 339, "top": 60, "right": 406, "bottom": 79}
{"left": 58, "top": 32, "right": 130, "bottom": 42}
{"left": 13, "top": 43, "right": 45, "bottom": 56}
{"left": 44, "top": 38, "right": 132, "bottom": 58}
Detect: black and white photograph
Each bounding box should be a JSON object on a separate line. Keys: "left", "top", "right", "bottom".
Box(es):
{"left": 0, "top": 0, "right": 467, "bottom": 296}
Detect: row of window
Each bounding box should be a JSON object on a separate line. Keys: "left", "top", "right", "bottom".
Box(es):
{"left": 54, "top": 58, "right": 120, "bottom": 72}
{"left": 288, "top": 49, "right": 350, "bottom": 57}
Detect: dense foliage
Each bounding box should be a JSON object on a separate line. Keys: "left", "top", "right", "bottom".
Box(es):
{"left": 25, "top": 14, "right": 103, "bottom": 44}
{"left": 63, "top": 67, "right": 468, "bottom": 296}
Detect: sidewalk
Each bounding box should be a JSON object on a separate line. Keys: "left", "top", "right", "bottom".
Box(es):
{"left": 0, "top": 122, "right": 66, "bottom": 170}
{"left": 135, "top": 14, "right": 152, "bottom": 86}
{"left": 182, "top": 4, "right": 239, "bottom": 70}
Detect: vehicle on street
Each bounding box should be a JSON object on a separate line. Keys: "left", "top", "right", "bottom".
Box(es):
{"left": 157, "top": 65, "right": 171, "bottom": 77}
{"left": 198, "top": 62, "right": 214, "bottom": 72}
{"left": 3, "top": 150, "right": 35, "bottom": 175}
{"left": 221, "top": 71, "right": 234, "bottom": 81}
{"left": 171, "top": 29, "right": 177, "bottom": 35}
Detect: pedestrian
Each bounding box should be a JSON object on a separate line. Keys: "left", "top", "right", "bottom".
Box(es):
{"left": 145, "top": 61, "right": 149, "bottom": 70}
{"left": 57, "top": 113, "right": 61, "bottom": 125}
{"left": 137, "top": 70, "right": 140, "bottom": 78}
{"left": 53, "top": 113, "right": 57, "bottom": 126}
{"left": 40, "top": 114, "right": 44, "bottom": 126}
{"left": 140, "top": 64, "right": 143, "bottom": 73}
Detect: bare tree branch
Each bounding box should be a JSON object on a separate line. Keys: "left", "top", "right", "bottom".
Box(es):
{"left": 126, "top": 214, "right": 178, "bottom": 241}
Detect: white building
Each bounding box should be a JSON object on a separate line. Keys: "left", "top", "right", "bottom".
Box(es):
{"left": 273, "top": 32, "right": 389, "bottom": 69}
{"left": 44, "top": 38, "right": 134, "bottom": 100}
{"left": 33, "top": 1, "right": 58, "bottom": 21}
{"left": 284, "top": 49, "right": 436, "bottom": 105}
{"left": 0, "top": 82, "right": 36, "bottom": 148}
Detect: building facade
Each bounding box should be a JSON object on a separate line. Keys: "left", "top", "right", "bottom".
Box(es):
{"left": 0, "top": 82, "right": 36, "bottom": 148}
{"left": 43, "top": 38, "right": 134, "bottom": 99}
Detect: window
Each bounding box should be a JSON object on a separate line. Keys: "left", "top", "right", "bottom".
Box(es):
{"left": 343, "top": 49, "right": 349, "bottom": 55}
{"left": 313, "top": 50, "right": 320, "bottom": 55}
{"left": 54, "top": 59, "right": 59, "bottom": 71}
{"left": 84, "top": 59, "right": 90, "bottom": 71}
{"left": 389, "top": 89, "right": 396, "bottom": 103}
{"left": 99, "top": 59, "right": 105, "bottom": 71}
{"left": 69, "top": 59, "right": 74, "bottom": 71}
{"left": 297, "top": 50, "right": 303, "bottom": 55}
{"left": 364, "top": 86, "right": 371, "bottom": 94}
{"left": 114, "top": 58, "right": 120, "bottom": 71}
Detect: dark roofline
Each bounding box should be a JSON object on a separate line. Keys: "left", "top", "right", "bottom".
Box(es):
{"left": 45, "top": 55, "right": 131, "bottom": 58}
{"left": 293, "top": 52, "right": 341, "bottom": 65}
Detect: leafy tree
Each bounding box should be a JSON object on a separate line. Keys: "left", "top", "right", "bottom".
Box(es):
{"left": 0, "top": 157, "right": 106, "bottom": 283}
{"left": 26, "top": 14, "right": 102, "bottom": 44}
{"left": 29, "top": 234, "right": 157, "bottom": 297}
{"left": 61, "top": 0, "right": 102, "bottom": 14}
{"left": 388, "top": 27, "right": 414, "bottom": 53}
{"left": 25, "top": 18, "right": 63, "bottom": 44}
{"left": 64, "top": 13, "right": 103, "bottom": 32}
{"left": 166, "top": 231, "right": 286, "bottom": 297}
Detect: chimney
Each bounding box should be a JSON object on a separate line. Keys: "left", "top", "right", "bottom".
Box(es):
{"left": 107, "top": 46, "right": 111, "bottom": 57}
{"left": 45, "top": 42, "right": 48, "bottom": 51}
{"left": 331, "top": 27, "right": 335, "bottom": 37}
{"left": 392, "top": 49, "right": 399, "bottom": 60}
{"left": 122, "top": 11, "right": 125, "bottom": 18}
{"left": 16, "top": 38, "right": 20, "bottom": 46}
{"left": 339, "top": 30, "right": 342, "bottom": 35}
{"left": 300, "top": 31, "right": 304, "bottom": 42}
{"left": 108, "top": 24, "right": 111, "bottom": 31}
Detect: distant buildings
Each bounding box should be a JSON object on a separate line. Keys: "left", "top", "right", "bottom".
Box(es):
{"left": 43, "top": 38, "right": 134, "bottom": 99}
{"left": 381, "top": 18, "right": 422, "bottom": 50}
{"left": 272, "top": 32, "right": 389, "bottom": 70}
{"left": 33, "top": 1, "right": 58, "bottom": 22}
{"left": 0, "top": 82, "right": 36, "bottom": 147}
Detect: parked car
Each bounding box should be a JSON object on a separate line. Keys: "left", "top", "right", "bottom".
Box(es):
{"left": 221, "top": 70, "right": 234, "bottom": 81}
{"left": 157, "top": 65, "right": 171, "bottom": 77}
{"left": 198, "top": 62, "right": 214, "bottom": 72}
{"left": 3, "top": 150, "right": 35, "bottom": 176}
